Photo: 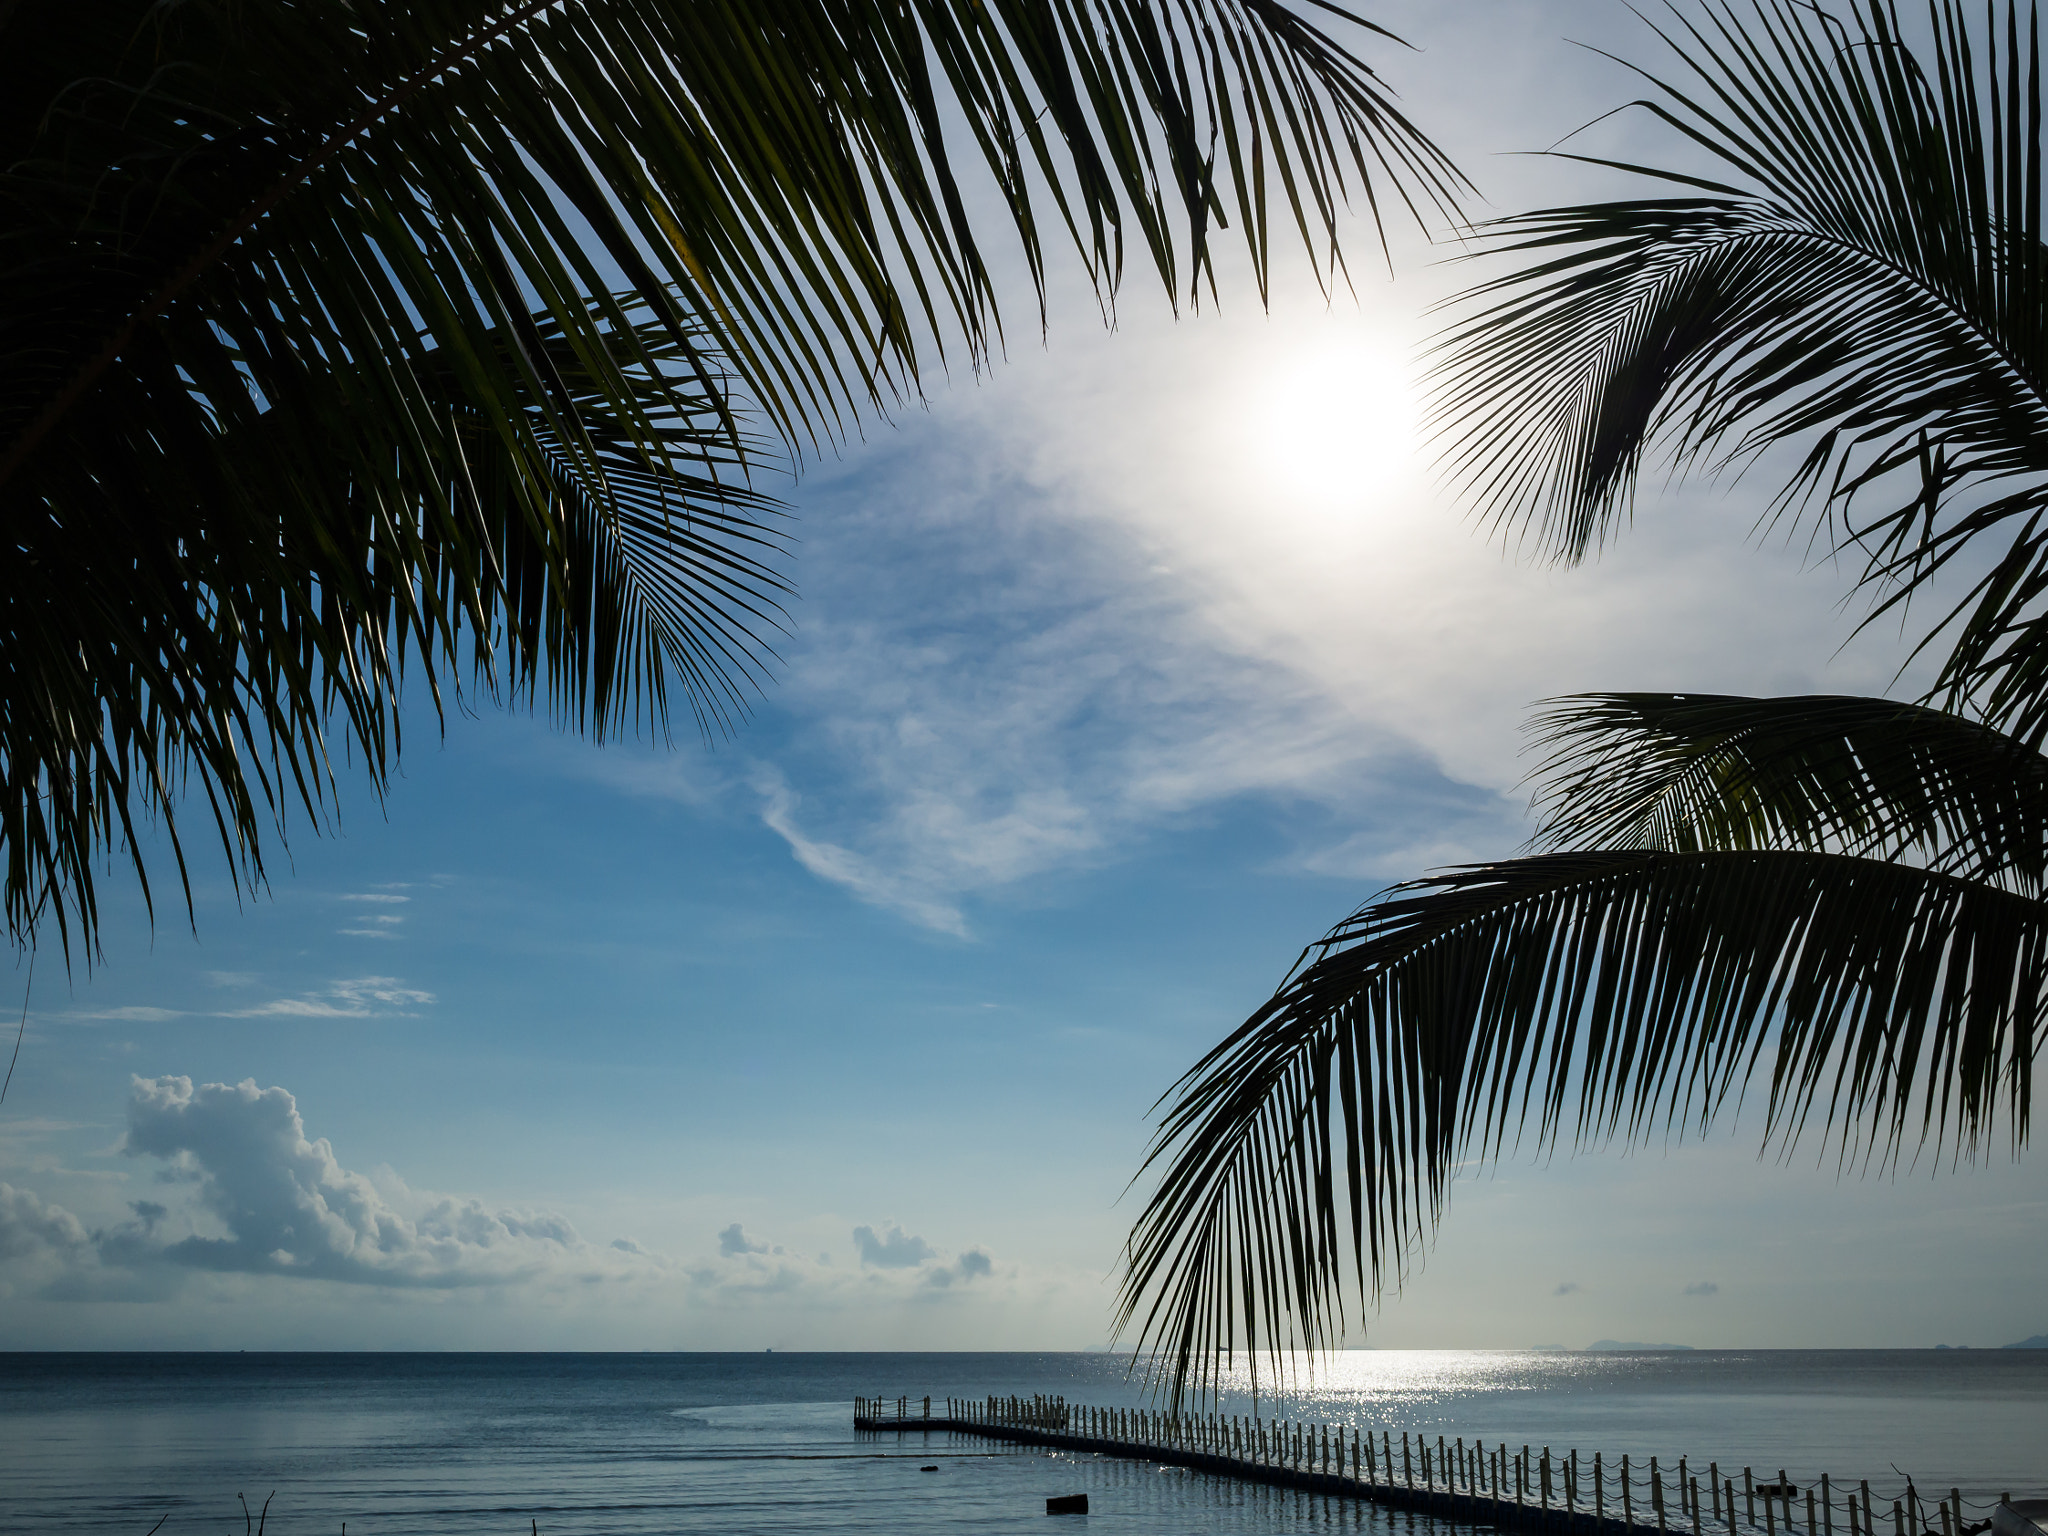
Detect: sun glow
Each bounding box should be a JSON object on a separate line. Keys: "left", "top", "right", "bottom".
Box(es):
{"left": 1243, "top": 337, "right": 1420, "bottom": 516}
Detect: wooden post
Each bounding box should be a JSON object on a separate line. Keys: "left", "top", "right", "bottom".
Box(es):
{"left": 1597, "top": 1451, "right": 1606, "bottom": 1520}
{"left": 1766, "top": 1485, "right": 1776, "bottom": 1536}
{"left": 1863, "top": 1482, "right": 1874, "bottom": 1536}
{"left": 1894, "top": 1501, "right": 1905, "bottom": 1536}
{"left": 1748, "top": 1470, "right": 1757, "bottom": 1527}
{"left": 1404, "top": 1432, "right": 1413, "bottom": 1488}
{"left": 1656, "top": 1456, "right": 1668, "bottom": 1532}
{"left": 1623, "top": 1454, "right": 1634, "bottom": 1527}
{"left": 1850, "top": 1495, "right": 1861, "bottom": 1536}
{"left": 1824, "top": 1477, "right": 1833, "bottom": 1536}
{"left": 1544, "top": 1448, "right": 1554, "bottom": 1511}
{"left": 1714, "top": 1466, "right": 1723, "bottom": 1523}
{"left": 1696, "top": 1478, "right": 1706, "bottom": 1536}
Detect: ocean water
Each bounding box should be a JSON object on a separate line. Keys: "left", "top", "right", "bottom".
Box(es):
{"left": 4, "top": 1351, "right": 2045, "bottom": 1535}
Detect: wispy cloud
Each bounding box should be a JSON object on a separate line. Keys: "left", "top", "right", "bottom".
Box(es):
{"left": 754, "top": 770, "right": 972, "bottom": 937}
{"left": 224, "top": 977, "right": 433, "bottom": 1019}
{"left": 338, "top": 890, "right": 412, "bottom": 941}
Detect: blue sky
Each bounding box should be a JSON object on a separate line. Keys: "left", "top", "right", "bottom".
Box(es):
{"left": 3, "top": 0, "right": 2045, "bottom": 1352}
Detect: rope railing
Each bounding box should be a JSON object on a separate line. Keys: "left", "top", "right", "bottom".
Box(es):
{"left": 852, "top": 1394, "right": 2015, "bottom": 1536}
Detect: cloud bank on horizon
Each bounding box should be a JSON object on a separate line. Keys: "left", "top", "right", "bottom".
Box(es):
{"left": 0, "top": 1076, "right": 648, "bottom": 1299}
{"left": 0, "top": 1077, "right": 1013, "bottom": 1339}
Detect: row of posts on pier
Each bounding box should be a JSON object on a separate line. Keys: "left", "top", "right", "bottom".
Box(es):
{"left": 854, "top": 1395, "right": 1998, "bottom": 1536}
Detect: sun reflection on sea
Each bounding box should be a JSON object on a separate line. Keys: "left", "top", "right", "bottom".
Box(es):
{"left": 1190, "top": 1349, "right": 1617, "bottom": 1421}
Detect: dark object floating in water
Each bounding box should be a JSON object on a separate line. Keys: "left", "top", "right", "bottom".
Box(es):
{"left": 1047, "top": 1493, "right": 1089, "bottom": 1515}
{"left": 921, "top": 1465, "right": 939, "bottom": 1473}
{"left": 1757, "top": 1485, "right": 1800, "bottom": 1499}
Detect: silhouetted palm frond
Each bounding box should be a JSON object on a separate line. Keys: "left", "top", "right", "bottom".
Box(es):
{"left": 1119, "top": 841, "right": 2046, "bottom": 1403}
{"left": 1528, "top": 693, "right": 2048, "bottom": 888}
{"left": 1431, "top": 0, "right": 2048, "bottom": 737}
{"left": 4, "top": 0, "right": 1466, "bottom": 955}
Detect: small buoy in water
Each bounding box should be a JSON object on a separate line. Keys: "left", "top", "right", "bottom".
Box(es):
{"left": 1047, "top": 1494, "right": 1089, "bottom": 1515}
{"left": 921, "top": 1465, "right": 939, "bottom": 1473}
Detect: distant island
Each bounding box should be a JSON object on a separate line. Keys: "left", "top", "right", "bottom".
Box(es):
{"left": 2002, "top": 1334, "right": 2048, "bottom": 1349}
{"left": 1587, "top": 1341, "right": 1696, "bottom": 1352}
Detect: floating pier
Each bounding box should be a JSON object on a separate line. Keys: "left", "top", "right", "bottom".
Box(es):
{"left": 855, "top": 1394, "right": 2000, "bottom": 1536}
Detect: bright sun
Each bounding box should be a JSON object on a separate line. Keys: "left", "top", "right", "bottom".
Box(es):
{"left": 1248, "top": 339, "right": 1419, "bottom": 513}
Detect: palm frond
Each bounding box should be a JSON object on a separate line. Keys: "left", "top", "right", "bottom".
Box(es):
{"left": 1528, "top": 692, "right": 2048, "bottom": 888}
{"left": 2, "top": 0, "right": 1466, "bottom": 956}
{"left": 1117, "top": 848, "right": 2046, "bottom": 1402}
{"left": 1428, "top": 0, "right": 2048, "bottom": 736}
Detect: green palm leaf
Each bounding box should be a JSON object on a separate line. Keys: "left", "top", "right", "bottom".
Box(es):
{"left": 1528, "top": 692, "right": 2048, "bottom": 888}
{"left": 1429, "top": 0, "right": 2048, "bottom": 737}
{"left": 1117, "top": 846, "right": 2047, "bottom": 1402}
{"left": 3, "top": 0, "right": 1466, "bottom": 955}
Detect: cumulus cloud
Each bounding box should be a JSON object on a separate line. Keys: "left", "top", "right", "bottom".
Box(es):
{"left": 853, "top": 1223, "right": 935, "bottom": 1269}
{"left": 0, "top": 1183, "right": 91, "bottom": 1262}
{"left": 719, "top": 1223, "right": 769, "bottom": 1257}
{"left": 1683, "top": 1281, "right": 1720, "bottom": 1297}
{"left": 0, "top": 1077, "right": 668, "bottom": 1305}
{"left": 686, "top": 1220, "right": 997, "bottom": 1311}
{"left": 104, "top": 1075, "right": 625, "bottom": 1288}
{"left": 926, "top": 1248, "right": 994, "bottom": 1287}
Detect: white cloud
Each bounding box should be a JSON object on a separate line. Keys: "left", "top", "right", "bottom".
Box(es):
{"left": 754, "top": 769, "right": 973, "bottom": 937}
{"left": 683, "top": 1219, "right": 1004, "bottom": 1314}
{"left": 225, "top": 977, "right": 432, "bottom": 1018}
{"left": 624, "top": 80, "right": 1958, "bottom": 935}
{"left": 0, "top": 1183, "right": 90, "bottom": 1262}
{"left": 853, "top": 1223, "right": 935, "bottom": 1269}
{"left": 925, "top": 1248, "right": 994, "bottom": 1287}
{"left": 49, "top": 1075, "right": 649, "bottom": 1290}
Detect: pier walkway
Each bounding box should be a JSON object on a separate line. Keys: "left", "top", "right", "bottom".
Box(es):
{"left": 855, "top": 1394, "right": 1976, "bottom": 1536}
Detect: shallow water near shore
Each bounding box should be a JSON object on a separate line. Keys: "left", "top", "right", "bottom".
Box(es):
{"left": 5, "top": 1351, "right": 2046, "bottom": 1534}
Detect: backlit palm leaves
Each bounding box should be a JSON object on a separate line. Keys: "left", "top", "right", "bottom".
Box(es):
{"left": 1119, "top": 0, "right": 2048, "bottom": 1401}
{"left": 3, "top": 0, "right": 1464, "bottom": 957}
{"left": 1120, "top": 695, "right": 2048, "bottom": 1401}
{"left": 1432, "top": 0, "right": 2048, "bottom": 738}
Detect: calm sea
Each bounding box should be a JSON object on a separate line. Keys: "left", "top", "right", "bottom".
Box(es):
{"left": 4, "top": 1351, "right": 2045, "bottom": 1535}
